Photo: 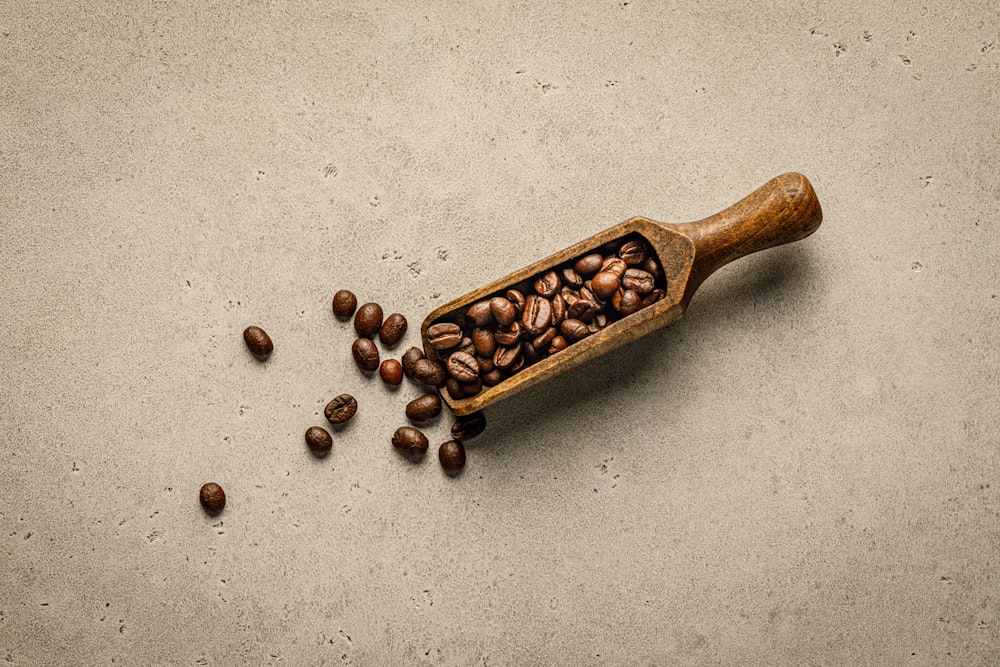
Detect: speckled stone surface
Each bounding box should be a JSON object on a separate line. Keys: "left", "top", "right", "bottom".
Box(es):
{"left": 2, "top": 2, "right": 998, "bottom": 664}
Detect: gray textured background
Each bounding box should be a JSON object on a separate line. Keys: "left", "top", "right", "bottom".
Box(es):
{"left": 2, "top": 1, "right": 998, "bottom": 665}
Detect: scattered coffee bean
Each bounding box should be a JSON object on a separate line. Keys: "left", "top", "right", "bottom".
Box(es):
{"left": 380, "top": 359, "right": 403, "bottom": 386}
{"left": 622, "top": 268, "right": 655, "bottom": 293}
{"left": 575, "top": 253, "right": 604, "bottom": 276}
{"left": 199, "top": 482, "right": 226, "bottom": 515}
{"left": 332, "top": 290, "right": 358, "bottom": 319}
{"left": 412, "top": 358, "right": 447, "bottom": 387}
{"left": 490, "top": 297, "right": 516, "bottom": 326}
{"left": 354, "top": 303, "right": 384, "bottom": 338}
{"left": 476, "top": 354, "right": 495, "bottom": 374}
{"left": 493, "top": 321, "right": 522, "bottom": 347}
{"left": 457, "top": 336, "right": 476, "bottom": 357}
{"left": 243, "top": 326, "right": 274, "bottom": 361}
{"left": 459, "top": 378, "right": 482, "bottom": 396}
{"left": 560, "top": 318, "right": 590, "bottom": 341}
{"left": 392, "top": 426, "right": 429, "bottom": 461}
{"left": 505, "top": 289, "right": 526, "bottom": 314}
{"left": 451, "top": 411, "right": 487, "bottom": 441}
{"left": 445, "top": 377, "right": 465, "bottom": 399}
{"left": 466, "top": 301, "right": 493, "bottom": 327}
{"left": 644, "top": 257, "right": 663, "bottom": 280}
{"left": 305, "top": 426, "right": 333, "bottom": 456}
{"left": 405, "top": 393, "right": 442, "bottom": 422}
{"left": 548, "top": 335, "right": 568, "bottom": 354}
{"left": 533, "top": 327, "right": 557, "bottom": 350}
{"left": 562, "top": 267, "right": 583, "bottom": 288}
{"left": 427, "top": 322, "right": 463, "bottom": 350}
{"left": 522, "top": 295, "right": 552, "bottom": 335}
{"left": 493, "top": 343, "right": 522, "bottom": 369}
{"left": 612, "top": 288, "right": 642, "bottom": 315}
{"left": 401, "top": 347, "right": 425, "bottom": 379}
{"left": 324, "top": 394, "right": 358, "bottom": 424}
{"left": 535, "top": 270, "right": 561, "bottom": 297}
{"left": 379, "top": 313, "right": 408, "bottom": 347}
{"left": 523, "top": 341, "right": 540, "bottom": 364}
{"left": 601, "top": 257, "right": 628, "bottom": 278}
{"left": 438, "top": 440, "right": 466, "bottom": 475}
{"left": 472, "top": 328, "right": 496, "bottom": 357}
{"left": 352, "top": 337, "right": 380, "bottom": 372}
{"left": 591, "top": 271, "right": 620, "bottom": 299}
{"left": 481, "top": 368, "right": 503, "bottom": 386}
{"left": 619, "top": 239, "right": 647, "bottom": 265}
{"left": 551, "top": 293, "right": 566, "bottom": 325}
{"left": 642, "top": 289, "right": 665, "bottom": 307}
{"left": 447, "top": 351, "right": 479, "bottom": 382}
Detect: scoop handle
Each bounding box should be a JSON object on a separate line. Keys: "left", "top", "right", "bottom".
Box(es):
{"left": 666, "top": 172, "right": 822, "bottom": 304}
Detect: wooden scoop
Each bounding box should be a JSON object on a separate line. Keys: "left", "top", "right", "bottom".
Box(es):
{"left": 421, "top": 172, "right": 822, "bottom": 416}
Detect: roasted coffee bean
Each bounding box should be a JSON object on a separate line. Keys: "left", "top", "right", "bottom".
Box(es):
{"left": 612, "top": 288, "right": 643, "bottom": 315}
{"left": 452, "top": 411, "right": 487, "bottom": 441}
{"left": 619, "top": 239, "right": 647, "bottom": 265}
{"left": 472, "top": 328, "right": 496, "bottom": 357}
{"left": 533, "top": 327, "right": 557, "bottom": 350}
{"left": 406, "top": 394, "right": 442, "bottom": 422}
{"left": 401, "top": 347, "right": 425, "bottom": 379}
{"left": 642, "top": 289, "right": 665, "bottom": 307}
{"left": 575, "top": 253, "right": 604, "bottom": 276}
{"left": 644, "top": 257, "right": 663, "bottom": 280}
{"left": 591, "top": 271, "right": 621, "bottom": 299}
{"left": 392, "top": 426, "right": 429, "bottom": 461}
{"left": 600, "top": 257, "right": 628, "bottom": 278}
{"left": 380, "top": 359, "right": 404, "bottom": 386}
{"left": 534, "top": 270, "right": 561, "bottom": 298}
{"left": 493, "top": 343, "right": 522, "bottom": 370}
{"left": 305, "top": 426, "right": 333, "bottom": 456}
{"left": 354, "top": 303, "right": 384, "bottom": 338}
{"left": 509, "top": 355, "right": 526, "bottom": 373}
{"left": 352, "top": 337, "right": 380, "bottom": 372}
{"left": 560, "top": 318, "right": 590, "bottom": 341}
{"left": 332, "top": 290, "right": 358, "bottom": 319}
{"left": 601, "top": 239, "right": 622, "bottom": 255}
{"left": 459, "top": 378, "right": 482, "bottom": 397}
{"left": 199, "top": 482, "right": 226, "bottom": 515}
{"left": 580, "top": 285, "right": 603, "bottom": 309}
{"left": 379, "top": 313, "right": 408, "bottom": 347}
{"left": 412, "top": 358, "right": 447, "bottom": 387}
{"left": 522, "top": 295, "right": 552, "bottom": 335}
{"left": 476, "top": 354, "right": 495, "bottom": 374}
{"left": 548, "top": 335, "right": 568, "bottom": 354}
{"left": 445, "top": 377, "right": 466, "bottom": 399}
{"left": 551, "top": 293, "right": 566, "bottom": 325}
{"left": 481, "top": 369, "right": 503, "bottom": 386}
{"left": 493, "top": 321, "right": 522, "bottom": 347}
{"left": 562, "top": 267, "right": 584, "bottom": 288}
{"left": 447, "top": 351, "right": 479, "bottom": 382}
{"left": 466, "top": 301, "right": 493, "bottom": 327}
{"left": 594, "top": 313, "right": 608, "bottom": 329}
{"left": 622, "top": 268, "right": 655, "bottom": 294}
{"left": 567, "top": 297, "right": 595, "bottom": 322}
{"left": 587, "top": 319, "right": 602, "bottom": 334}
{"left": 243, "top": 326, "right": 274, "bottom": 361}
{"left": 523, "top": 341, "right": 542, "bottom": 364}
{"left": 325, "top": 394, "right": 358, "bottom": 424}
{"left": 439, "top": 440, "right": 466, "bottom": 475}
{"left": 583, "top": 279, "right": 593, "bottom": 292}
{"left": 457, "top": 336, "right": 476, "bottom": 358}
{"left": 490, "top": 297, "right": 517, "bottom": 326}
{"left": 427, "top": 322, "right": 463, "bottom": 350}
{"left": 505, "top": 289, "right": 526, "bottom": 314}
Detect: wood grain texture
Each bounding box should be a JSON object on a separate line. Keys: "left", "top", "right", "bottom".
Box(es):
{"left": 423, "top": 173, "right": 822, "bottom": 416}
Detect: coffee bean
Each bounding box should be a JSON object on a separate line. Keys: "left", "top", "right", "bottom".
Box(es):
{"left": 622, "top": 268, "right": 654, "bottom": 294}
{"left": 493, "top": 321, "right": 522, "bottom": 347}
{"left": 493, "top": 343, "right": 522, "bottom": 369}
{"left": 406, "top": 393, "right": 442, "bottom": 422}
{"left": 591, "top": 271, "right": 621, "bottom": 299}
{"left": 457, "top": 336, "right": 476, "bottom": 357}
{"left": 601, "top": 239, "right": 622, "bottom": 255}
{"left": 427, "top": 322, "right": 463, "bottom": 350}
{"left": 304, "top": 426, "right": 333, "bottom": 456}
{"left": 466, "top": 301, "right": 493, "bottom": 327}
{"left": 379, "top": 313, "right": 408, "bottom": 347}
{"left": 505, "top": 289, "right": 526, "bottom": 314}
{"left": 461, "top": 378, "right": 483, "bottom": 396}
{"left": 522, "top": 295, "right": 552, "bottom": 335}
{"left": 509, "top": 355, "right": 526, "bottom": 373}
{"left": 551, "top": 293, "right": 566, "bottom": 325}
{"left": 562, "top": 267, "right": 583, "bottom": 288}
{"left": 439, "top": 440, "right": 466, "bottom": 475}
{"left": 534, "top": 270, "right": 561, "bottom": 298}
{"left": 481, "top": 369, "right": 503, "bottom": 386}
{"left": 445, "top": 377, "right": 465, "bottom": 399}
{"left": 354, "top": 303, "right": 384, "bottom": 338}
{"left": 379, "top": 359, "right": 404, "bottom": 386}
{"left": 522, "top": 341, "right": 540, "bottom": 364}
{"left": 447, "top": 351, "right": 479, "bottom": 382}
{"left": 451, "top": 411, "right": 487, "bottom": 441}
{"left": 612, "top": 288, "right": 642, "bottom": 315}
{"left": 324, "top": 394, "right": 358, "bottom": 424}
{"left": 644, "top": 256, "right": 663, "bottom": 280}
{"left": 476, "top": 354, "right": 495, "bottom": 374}
{"left": 574, "top": 253, "right": 603, "bottom": 276}
{"left": 472, "top": 328, "right": 496, "bottom": 357}
{"left": 642, "top": 289, "right": 665, "bottom": 307}
{"left": 560, "top": 318, "right": 590, "bottom": 341}
{"left": 332, "top": 290, "right": 357, "bottom": 319}
{"left": 580, "top": 285, "right": 603, "bottom": 309}
{"left": 412, "top": 358, "right": 447, "bottom": 387}
{"left": 587, "top": 319, "right": 602, "bottom": 334}
{"left": 243, "top": 326, "right": 273, "bottom": 361}
{"left": 199, "top": 482, "right": 226, "bottom": 515}
{"left": 401, "top": 347, "right": 425, "bottom": 379}
{"left": 490, "top": 297, "right": 516, "bottom": 326}
{"left": 600, "top": 257, "right": 628, "bottom": 278}
{"left": 392, "top": 426, "right": 428, "bottom": 461}
{"left": 352, "top": 337, "right": 380, "bottom": 372}
{"left": 533, "top": 327, "right": 557, "bottom": 350}
{"left": 619, "top": 239, "right": 647, "bottom": 265}
{"left": 548, "top": 335, "right": 568, "bottom": 354}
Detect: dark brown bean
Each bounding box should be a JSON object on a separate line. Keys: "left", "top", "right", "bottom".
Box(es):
{"left": 379, "top": 313, "right": 408, "bottom": 347}
{"left": 406, "top": 394, "right": 442, "bottom": 422}
{"left": 379, "top": 359, "right": 403, "bottom": 386}
{"left": 548, "top": 335, "right": 568, "bottom": 354}
{"left": 352, "top": 337, "right": 380, "bottom": 372}
{"left": 560, "top": 319, "right": 590, "bottom": 341}
{"left": 522, "top": 341, "right": 540, "bottom": 364}
{"left": 426, "top": 322, "right": 463, "bottom": 350}
{"left": 493, "top": 321, "right": 522, "bottom": 347}
{"left": 392, "top": 426, "right": 429, "bottom": 461}
{"left": 412, "top": 358, "right": 447, "bottom": 387}
{"left": 199, "top": 482, "right": 226, "bottom": 515}
{"left": 622, "top": 268, "right": 654, "bottom": 294}
{"left": 644, "top": 257, "right": 663, "bottom": 280}
{"left": 493, "top": 343, "right": 522, "bottom": 370}
{"left": 451, "top": 411, "right": 487, "bottom": 441}
{"left": 600, "top": 257, "right": 628, "bottom": 278}
{"left": 591, "top": 271, "right": 621, "bottom": 299}
{"left": 324, "top": 394, "right": 358, "bottom": 424}
{"left": 618, "top": 239, "right": 647, "bottom": 265}
{"left": 533, "top": 327, "right": 557, "bottom": 350}
{"left": 354, "top": 303, "right": 384, "bottom": 338}
{"left": 594, "top": 313, "right": 608, "bottom": 329}
{"left": 466, "top": 301, "right": 493, "bottom": 327}
{"left": 642, "top": 289, "right": 665, "bottom": 307}
{"left": 481, "top": 369, "right": 503, "bottom": 386}
{"left": 243, "top": 326, "right": 273, "bottom": 361}
{"left": 472, "top": 328, "right": 495, "bottom": 357}
{"left": 490, "top": 297, "right": 517, "bottom": 326}
{"left": 447, "top": 351, "right": 479, "bottom": 382}
{"left": 439, "top": 440, "right": 466, "bottom": 475}
{"left": 459, "top": 378, "right": 482, "bottom": 397}
{"left": 401, "top": 347, "right": 425, "bottom": 379}
{"left": 305, "top": 426, "right": 333, "bottom": 456}
{"left": 562, "top": 267, "right": 584, "bottom": 288}
{"left": 551, "top": 293, "right": 566, "bottom": 325}
{"left": 522, "top": 295, "right": 552, "bottom": 335}
{"left": 601, "top": 239, "right": 622, "bottom": 255}
{"left": 476, "top": 354, "right": 495, "bottom": 374}
{"left": 445, "top": 377, "right": 465, "bottom": 399}
{"left": 505, "top": 289, "right": 526, "bottom": 314}
{"left": 612, "top": 289, "right": 642, "bottom": 315}
{"left": 457, "top": 336, "right": 476, "bottom": 358}
{"left": 534, "top": 270, "right": 561, "bottom": 297}
{"left": 574, "top": 253, "right": 604, "bottom": 276}
{"left": 332, "top": 290, "right": 358, "bottom": 319}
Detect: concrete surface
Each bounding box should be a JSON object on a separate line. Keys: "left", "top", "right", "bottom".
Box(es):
{"left": 2, "top": 1, "right": 998, "bottom": 665}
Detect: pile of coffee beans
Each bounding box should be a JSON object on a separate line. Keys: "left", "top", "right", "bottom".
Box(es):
{"left": 424, "top": 234, "right": 666, "bottom": 399}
